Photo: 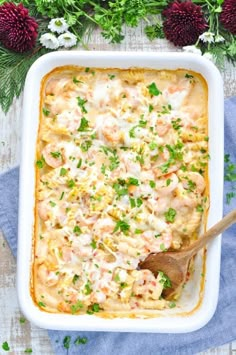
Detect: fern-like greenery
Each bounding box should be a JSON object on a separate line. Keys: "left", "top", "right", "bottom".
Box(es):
{"left": 0, "top": 47, "right": 48, "bottom": 113}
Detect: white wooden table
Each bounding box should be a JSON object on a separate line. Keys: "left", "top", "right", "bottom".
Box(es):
{"left": 1, "top": 26, "right": 236, "bottom": 354}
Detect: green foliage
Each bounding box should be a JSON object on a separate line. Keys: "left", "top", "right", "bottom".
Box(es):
{"left": 0, "top": 46, "right": 48, "bottom": 113}
{"left": 145, "top": 23, "right": 165, "bottom": 41}
{"left": 0, "top": 0, "right": 236, "bottom": 113}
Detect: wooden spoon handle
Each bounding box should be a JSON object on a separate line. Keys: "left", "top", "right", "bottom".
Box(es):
{"left": 186, "top": 209, "right": 236, "bottom": 257}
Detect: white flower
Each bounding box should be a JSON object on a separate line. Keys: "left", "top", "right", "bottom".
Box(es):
{"left": 39, "top": 33, "right": 59, "bottom": 50}
{"left": 182, "top": 45, "right": 202, "bottom": 55}
{"left": 215, "top": 34, "right": 225, "bottom": 43}
{"left": 202, "top": 52, "right": 216, "bottom": 63}
{"left": 58, "top": 31, "right": 77, "bottom": 48}
{"left": 199, "top": 32, "right": 215, "bottom": 43}
{"left": 48, "top": 18, "right": 69, "bottom": 34}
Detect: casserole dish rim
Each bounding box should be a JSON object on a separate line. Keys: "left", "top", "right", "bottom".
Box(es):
{"left": 17, "top": 51, "right": 224, "bottom": 333}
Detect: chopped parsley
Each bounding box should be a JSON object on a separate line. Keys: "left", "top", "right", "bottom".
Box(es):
{"left": 160, "top": 105, "right": 172, "bottom": 114}
{"left": 50, "top": 151, "right": 61, "bottom": 159}
{"left": 113, "top": 178, "right": 128, "bottom": 197}
{"left": 19, "top": 316, "right": 26, "bottom": 324}
{"left": 187, "top": 179, "right": 196, "bottom": 192}
{"left": 226, "top": 192, "right": 236, "bottom": 204}
{"left": 129, "top": 126, "right": 137, "bottom": 138}
{"left": 80, "top": 140, "right": 92, "bottom": 152}
{"left": 36, "top": 156, "right": 45, "bottom": 169}
{"left": 101, "top": 163, "right": 106, "bottom": 175}
{"left": 73, "top": 77, "right": 83, "bottom": 84}
{"left": 171, "top": 118, "right": 182, "bottom": 131}
{"left": 135, "top": 229, "right": 143, "bottom": 234}
{"left": 149, "top": 180, "right": 156, "bottom": 188}
{"left": 120, "top": 282, "right": 128, "bottom": 289}
{"left": 169, "top": 302, "right": 176, "bottom": 308}
{"left": 113, "top": 219, "right": 130, "bottom": 234}
{"left": 158, "top": 271, "right": 172, "bottom": 289}
{"left": 147, "top": 82, "right": 162, "bottom": 96}
{"left": 91, "top": 303, "right": 100, "bottom": 312}
{"left": 129, "top": 120, "right": 147, "bottom": 138}
{"left": 2, "top": 342, "right": 10, "bottom": 351}
{"left": 77, "top": 96, "right": 88, "bottom": 114}
{"left": 77, "top": 158, "right": 82, "bottom": 168}
{"left": 108, "top": 152, "right": 119, "bottom": 171}
{"left": 164, "top": 208, "right": 176, "bottom": 223}
{"left": 60, "top": 167, "right": 67, "bottom": 176}
{"left": 49, "top": 201, "right": 56, "bottom": 207}
{"left": 139, "top": 119, "right": 147, "bottom": 127}
{"left": 71, "top": 300, "right": 83, "bottom": 314}
{"left": 72, "top": 274, "right": 79, "bottom": 284}
{"left": 149, "top": 141, "right": 158, "bottom": 150}
{"left": 185, "top": 73, "right": 194, "bottom": 79}
{"left": 63, "top": 336, "right": 71, "bottom": 350}
{"left": 42, "top": 107, "right": 50, "bottom": 116}
{"left": 136, "top": 197, "right": 143, "bottom": 207}
{"left": 90, "top": 239, "right": 97, "bottom": 249}
{"left": 38, "top": 301, "right": 46, "bottom": 308}
{"left": 73, "top": 225, "right": 82, "bottom": 235}
{"left": 196, "top": 204, "right": 204, "bottom": 212}
{"left": 127, "top": 177, "right": 139, "bottom": 186}
{"left": 149, "top": 104, "right": 154, "bottom": 112}
{"left": 67, "top": 179, "right": 75, "bottom": 188}
{"left": 224, "top": 154, "right": 236, "bottom": 182}
{"left": 24, "top": 348, "right": 33, "bottom": 353}
{"left": 74, "top": 336, "right": 88, "bottom": 345}
{"left": 129, "top": 197, "right": 136, "bottom": 208}
{"left": 78, "top": 117, "right": 89, "bottom": 132}
{"left": 160, "top": 243, "right": 167, "bottom": 251}
{"left": 100, "top": 146, "right": 119, "bottom": 171}
{"left": 84, "top": 281, "right": 92, "bottom": 295}
{"left": 59, "top": 191, "right": 64, "bottom": 200}
{"left": 108, "top": 74, "right": 115, "bottom": 80}
{"left": 114, "top": 274, "right": 120, "bottom": 282}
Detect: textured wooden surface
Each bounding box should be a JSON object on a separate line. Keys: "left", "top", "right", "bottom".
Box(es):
{"left": 0, "top": 26, "right": 236, "bottom": 354}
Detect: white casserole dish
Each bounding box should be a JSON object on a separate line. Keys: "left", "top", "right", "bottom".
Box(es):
{"left": 17, "top": 51, "right": 224, "bottom": 333}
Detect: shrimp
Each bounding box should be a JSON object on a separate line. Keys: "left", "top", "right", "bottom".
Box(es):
{"left": 123, "top": 86, "right": 144, "bottom": 108}
{"left": 164, "top": 81, "right": 191, "bottom": 110}
{"left": 38, "top": 263, "right": 59, "bottom": 287}
{"left": 141, "top": 230, "right": 172, "bottom": 254}
{"left": 120, "top": 151, "right": 141, "bottom": 176}
{"left": 38, "top": 200, "right": 50, "bottom": 221}
{"left": 93, "top": 217, "right": 116, "bottom": 236}
{"left": 178, "top": 171, "right": 206, "bottom": 194}
{"left": 147, "top": 195, "right": 172, "bottom": 215}
{"left": 171, "top": 193, "right": 198, "bottom": 210}
{"left": 42, "top": 143, "right": 64, "bottom": 168}
{"left": 155, "top": 173, "right": 179, "bottom": 196}
{"left": 102, "top": 125, "right": 122, "bottom": 144}
{"left": 156, "top": 118, "right": 171, "bottom": 137}
{"left": 55, "top": 108, "right": 83, "bottom": 132}
{"left": 45, "top": 77, "right": 71, "bottom": 96}
{"left": 153, "top": 150, "right": 180, "bottom": 179}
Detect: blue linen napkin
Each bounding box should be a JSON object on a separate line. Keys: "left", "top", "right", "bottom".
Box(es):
{"left": 0, "top": 97, "right": 236, "bottom": 355}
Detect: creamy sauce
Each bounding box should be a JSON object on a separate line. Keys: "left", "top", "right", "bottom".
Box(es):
{"left": 32, "top": 66, "right": 208, "bottom": 316}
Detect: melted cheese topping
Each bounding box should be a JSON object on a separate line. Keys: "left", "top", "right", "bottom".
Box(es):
{"left": 33, "top": 67, "right": 208, "bottom": 315}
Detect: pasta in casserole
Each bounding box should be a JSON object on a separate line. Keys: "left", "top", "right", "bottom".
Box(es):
{"left": 33, "top": 66, "right": 208, "bottom": 315}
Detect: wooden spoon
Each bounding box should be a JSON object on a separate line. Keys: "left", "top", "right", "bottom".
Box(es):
{"left": 139, "top": 210, "right": 236, "bottom": 299}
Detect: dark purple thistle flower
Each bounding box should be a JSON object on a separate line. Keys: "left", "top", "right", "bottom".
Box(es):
{"left": 0, "top": 2, "right": 38, "bottom": 53}
{"left": 163, "top": 1, "right": 208, "bottom": 47}
{"left": 220, "top": 0, "right": 236, "bottom": 35}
